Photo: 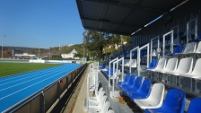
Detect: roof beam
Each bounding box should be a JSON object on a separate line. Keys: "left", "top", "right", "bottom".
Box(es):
{"left": 83, "top": 26, "right": 130, "bottom": 35}
{"left": 82, "top": 17, "right": 142, "bottom": 28}
{"left": 83, "top": 0, "right": 165, "bottom": 13}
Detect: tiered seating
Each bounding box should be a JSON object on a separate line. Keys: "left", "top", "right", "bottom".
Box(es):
{"left": 143, "top": 58, "right": 158, "bottom": 70}
{"left": 144, "top": 89, "right": 186, "bottom": 113}
{"left": 175, "top": 42, "right": 197, "bottom": 56}
{"left": 173, "top": 44, "right": 183, "bottom": 55}
{"left": 147, "top": 58, "right": 167, "bottom": 72}
{"left": 157, "top": 57, "right": 178, "bottom": 82}
{"left": 117, "top": 74, "right": 135, "bottom": 89}
{"left": 127, "top": 79, "right": 152, "bottom": 100}
{"left": 179, "top": 58, "right": 201, "bottom": 92}
{"left": 147, "top": 58, "right": 167, "bottom": 80}
{"left": 122, "top": 59, "right": 137, "bottom": 71}
{"left": 121, "top": 76, "right": 143, "bottom": 93}
{"left": 87, "top": 62, "right": 114, "bottom": 113}
{"left": 188, "top": 41, "right": 201, "bottom": 54}
{"left": 134, "top": 83, "right": 165, "bottom": 109}
{"left": 166, "top": 57, "right": 193, "bottom": 86}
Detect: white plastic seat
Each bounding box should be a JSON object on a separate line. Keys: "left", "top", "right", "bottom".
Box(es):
{"left": 88, "top": 71, "right": 99, "bottom": 91}
{"left": 100, "top": 101, "right": 111, "bottom": 113}
{"left": 131, "top": 59, "right": 137, "bottom": 68}
{"left": 179, "top": 58, "right": 201, "bottom": 90}
{"left": 88, "top": 96, "right": 108, "bottom": 113}
{"left": 156, "top": 57, "right": 178, "bottom": 73}
{"left": 89, "top": 88, "right": 105, "bottom": 105}
{"left": 166, "top": 57, "right": 193, "bottom": 75}
{"left": 147, "top": 58, "right": 167, "bottom": 72}
{"left": 176, "top": 42, "right": 197, "bottom": 55}
{"left": 187, "top": 41, "right": 201, "bottom": 54}
{"left": 120, "top": 59, "right": 129, "bottom": 67}
{"left": 124, "top": 59, "right": 130, "bottom": 67}
{"left": 134, "top": 83, "right": 165, "bottom": 109}
{"left": 156, "top": 58, "right": 178, "bottom": 82}
{"left": 180, "top": 58, "right": 201, "bottom": 78}
{"left": 166, "top": 57, "right": 193, "bottom": 86}
{"left": 195, "top": 41, "right": 201, "bottom": 53}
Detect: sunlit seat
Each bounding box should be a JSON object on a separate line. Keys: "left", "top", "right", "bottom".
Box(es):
{"left": 157, "top": 57, "right": 178, "bottom": 82}
{"left": 121, "top": 76, "right": 143, "bottom": 93}
{"left": 134, "top": 83, "right": 165, "bottom": 109}
{"left": 88, "top": 96, "right": 108, "bottom": 113}
{"left": 144, "top": 89, "right": 186, "bottom": 113}
{"left": 166, "top": 57, "right": 193, "bottom": 86}
{"left": 127, "top": 79, "right": 152, "bottom": 100}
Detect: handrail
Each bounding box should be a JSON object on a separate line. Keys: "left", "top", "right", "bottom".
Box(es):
{"left": 163, "top": 30, "right": 174, "bottom": 57}
{"left": 139, "top": 43, "right": 150, "bottom": 75}
{"left": 129, "top": 46, "right": 139, "bottom": 73}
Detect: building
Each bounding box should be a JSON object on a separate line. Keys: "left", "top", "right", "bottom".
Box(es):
{"left": 61, "top": 49, "right": 78, "bottom": 59}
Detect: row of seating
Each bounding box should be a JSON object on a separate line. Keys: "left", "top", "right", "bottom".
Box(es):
{"left": 88, "top": 87, "right": 114, "bottom": 113}
{"left": 147, "top": 56, "right": 201, "bottom": 93}
{"left": 175, "top": 41, "right": 200, "bottom": 56}
{"left": 87, "top": 62, "right": 115, "bottom": 113}
{"left": 116, "top": 73, "right": 201, "bottom": 113}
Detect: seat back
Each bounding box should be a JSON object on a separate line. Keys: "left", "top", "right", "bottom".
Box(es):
{"left": 131, "top": 76, "right": 143, "bottom": 90}
{"left": 164, "top": 57, "right": 178, "bottom": 72}
{"left": 97, "top": 90, "right": 105, "bottom": 102}
{"left": 173, "top": 45, "right": 183, "bottom": 54}
{"left": 100, "top": 101, "right": 110, "bottom": 113}
{"left": 149, "top": 58, "right": 158, "bottom": 69}
{"left": 123, "top": 73, "right": 130, "bottom": 83}
{"left": 131, "top": 59, "right": 137, "bottom": 67}
{"left": 183, "top": 42, "right": 197, "bottom": 53}
{"left": 155, "top": 58, "right": 167, "bottom": 70}
{"left": 138, "top": 79, "right": 152, "bottom": 97}
{"left": 187, "top": 98, "right": 201, "bottom": 113}
{"left": 99, "top": 96, "right": 108, "bottom": 110}
{"left": 191, "top": 58, "right": 201, "bottom": 76}
{"left": 176, "top": 57, "right": 193, "bottom": 74}
{"left": 195, "top": 41, "right": 201, "bottom": 53}
{"left": 148, "top": 83, "right": 165, "bottom": 106}
{"left": 126, "top": 75, "right": 135, "bottom": 86}
{"left": 163, "top": 89, "right": 186, "bottom": 113}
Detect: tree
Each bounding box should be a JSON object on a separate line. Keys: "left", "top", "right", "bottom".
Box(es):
{"left": 83, "top": 30, "right": 131, "bottom": 61}
{"left": 83, "top": 30, "right": 111, "bottom": 60}
{"left": 74, "top": 53, "right": 83, "bottom": 58}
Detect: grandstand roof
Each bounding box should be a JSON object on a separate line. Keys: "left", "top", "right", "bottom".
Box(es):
{"left": 76, "top": 0, "right": 187, "bottom": 35}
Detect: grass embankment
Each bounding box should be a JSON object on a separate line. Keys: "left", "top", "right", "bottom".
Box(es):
{"left": 0, "top": 62, "right": 62, "bottom": 77}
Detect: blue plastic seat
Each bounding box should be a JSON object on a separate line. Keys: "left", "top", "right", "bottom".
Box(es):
{"left": 118, "top": 75, "right": 135, "bottom": 89}
{"left": 145, "top": 89, "right": 186, "bottom": 113}
{"left": 100, "top": 64, "right": 106, "bottom": 69}
{"left": 122, "top": 76, "right": 143, "bottom": 93}
{"left": 143, "top": 58, "right": 158, "bottom": 70}
{"left": 173, "top": 45, "right": 183, "bottom": 55}
{"left": 116, "top": 73, "right": 130, "bottom": 87}
{"left": 187, "top": 98, "right": 201, "bottom": 113}
{"left": 127, "top": 79, "right": 152, "bottom": 100}
{"left": 194, "top": 33, "right": 201, "bottom": 41}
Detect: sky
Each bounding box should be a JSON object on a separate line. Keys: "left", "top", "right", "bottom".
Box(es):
{"left": 0, "top": 0, "right": 84, "bottom": 48}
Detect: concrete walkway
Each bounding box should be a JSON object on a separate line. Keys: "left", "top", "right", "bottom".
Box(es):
{"left": 70, "top": 65, "right": 90, "bottom": 113}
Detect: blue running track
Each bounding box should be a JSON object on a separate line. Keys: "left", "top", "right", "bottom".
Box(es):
{"left": 0, "top": 63, "right": 81, "bottom": 112}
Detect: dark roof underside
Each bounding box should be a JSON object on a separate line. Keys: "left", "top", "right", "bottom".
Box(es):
{"left": 76, "top": 0, "right": 186, "bottom": 35}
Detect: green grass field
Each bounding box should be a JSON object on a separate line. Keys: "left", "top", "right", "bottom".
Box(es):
{"left": 0, "top": 62, "right": 62, "bottom": 77}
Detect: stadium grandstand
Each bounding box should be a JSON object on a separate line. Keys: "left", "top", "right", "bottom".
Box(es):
{"left": 1, "top": 0, "right": 201, "bottom": 113}
{"left": 75, "top": 0, "right": 201, "bottom": 113}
